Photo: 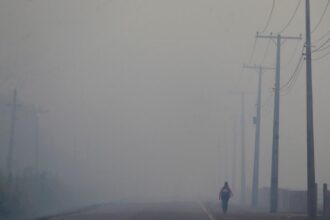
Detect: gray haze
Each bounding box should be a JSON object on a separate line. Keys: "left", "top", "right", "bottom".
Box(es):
{"left": 0, "top": 0, "right": 329, "bottom": 203}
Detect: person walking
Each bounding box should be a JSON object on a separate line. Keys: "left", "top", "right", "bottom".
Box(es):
{"left": 219, "top": 182, "right": 233, "bottom": 214}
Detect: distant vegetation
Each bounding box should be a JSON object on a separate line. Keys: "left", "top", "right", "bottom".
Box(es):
{"left": 0, "top": 171, "right": 75, "bottom": 219}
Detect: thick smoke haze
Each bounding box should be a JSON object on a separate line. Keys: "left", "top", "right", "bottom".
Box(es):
{"left": 0, "top": 0, "right": 329, "bottom": 205}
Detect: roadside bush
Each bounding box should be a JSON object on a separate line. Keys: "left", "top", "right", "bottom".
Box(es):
{"left": 0, "top": 171, "right": 70, "bottom": 219}
{"left": 0, "top": 175, "right": 24, "bottom": 219}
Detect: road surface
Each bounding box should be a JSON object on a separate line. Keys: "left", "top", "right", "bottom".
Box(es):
{"left": 37, "top": 202, "right": 308, "bottom": 220}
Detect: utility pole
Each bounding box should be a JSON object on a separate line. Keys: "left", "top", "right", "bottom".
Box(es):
{"left": 6, "top": 89, "right": 18, "bottom": 184}
{"left": 230, "top": 91, "right": 251, "bottom": 204}
{"left": 223, "top": 123, "right": 229, "bottom": 181}
{"left": 256, "top": 33, "right": 301, "bottom": 213}
{"left": 243, "top": 65, "right": 274, "bottom": 208}
{"left": 34, "top": 110, "right": 40, "bottom": 174}
{"left": 304, "top": 0, "right": 316, "bottom": 219}
{"left": 231, "top": 123, "right": 237, "bottom": 194}
{"left": 240, "top": 92, "right": 246, "bottom": 203}
{"left": 33, "top": 107, "right": 48, "bottom": 174}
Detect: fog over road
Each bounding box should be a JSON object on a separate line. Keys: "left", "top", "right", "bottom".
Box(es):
{"left": 1, "top": 1, "right": 329, "bottom": 219}
{"left": 39, "top": 202, "right": 306, "bottom": 220}
{"left": 44, "top": 202, "right": 213, "bottom": 220}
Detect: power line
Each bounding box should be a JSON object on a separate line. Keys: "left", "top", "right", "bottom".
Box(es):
{"left": 280, "top": 44, "right": 305, "bottom": 95}
{"left": 313, "top": 29, "right": 330, "bottom": 43}
{"left": 280, "top": 52, "right": 304, "bottom": 92}
{"left": 281, "top": 61, "right": 305, "bottom": 96}
{"left": 280, "top": 0, "right": 302, "bottom": 34}
{"left": 313, "top": 50, "right": 330, "bottom": 61}
{"left": 281, "top": 63, "right": 304, "bottom": 96}
{"left": 312, "top": 37, "right": 330, "bottom": 53}
{"left": 313, "top": 44, "right": 330, "bottom": 53}
{"left": 281, "top": 58, "right": 305, "bottom": 95}
{"left": 261, "top": 0, "right": 275, "bottom": 33}
{"left": 283, "top": 39, "right": 301, "bottom": 68}
{"left": 311, "top": 0, "right": 330, "bottom": 34}
{"left": 280, "top": 45, "right": 304, "bottom": 91}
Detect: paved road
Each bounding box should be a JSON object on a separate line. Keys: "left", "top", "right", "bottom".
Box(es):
{"left": 46, "top": 202, "right": 212, "bottom": 220}
{"left": 41, "top": 202, "right": 307, "bottom": 220}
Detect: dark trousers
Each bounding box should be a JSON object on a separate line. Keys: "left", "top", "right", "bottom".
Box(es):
{"left": 221, "top": 199, "right": 229, "bottom": 213}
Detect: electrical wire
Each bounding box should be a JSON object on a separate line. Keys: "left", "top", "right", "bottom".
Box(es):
{"left": 311, "top": 0, "right": 330, "bottom": 34}
{"left": 313, "top": 44, "right": 330, "bottom": 53}
{"left": 280, "top": 0, "right": 302, "bottom": 34}
{"left": 281, "top": 59, "right": 305, "bottom": 96}
{"left": 281, "top": 61, "right": 304, "bottom": 95}
{"left": 261, "top": 0, "right": 275, "bottom": 33}
{"left": 313, "top": 50, "right": 330, "bottom": 61}
{"left": 286, "top": 60, "right": 304, "bottom": 93}
{"left": 280, "top": 54, "right": 304, "bottom": 91}
{"left": 280, "top": 45, "right": 305, "bottom": 95}
{"left": 283, "top": 39, "right": 301, "bottom": 68}
{"left": 313, "top": 30, "right": 330, "bottom": 44}
{"left": 312, "top": 37, "right": 330, "bottom": 53}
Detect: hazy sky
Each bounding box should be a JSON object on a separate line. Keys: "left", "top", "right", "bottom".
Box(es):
{"left": 0, "top": 0, "right": 329, "bottom": 202}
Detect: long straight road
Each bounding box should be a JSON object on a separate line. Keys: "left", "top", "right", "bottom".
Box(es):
{"left": 42, "top": 202, "right": 213, "bottom": 220}
{"left": 39, "top": 202, "right": 308, "bottom": 220}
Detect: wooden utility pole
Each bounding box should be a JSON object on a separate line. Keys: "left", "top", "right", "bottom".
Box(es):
{"left": 33, "top": 107, "right": 48, "bottom": 174}
{"left": 231, "top": 123, "right": 237, "bottom": 194}
{"left": 6, "top": 89, "right": 18, "bottom": 184}
{"left": 240, "top": 93, "right": 246, "bottom": 203}
{"left": 256, "top": 33, "right": 301, "bottom": 213}
{"left": 243, "top": 65, "right": 274, "bottom": 207}
{"left": 304, "top": 0, "right": 316, "bottom": 219}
